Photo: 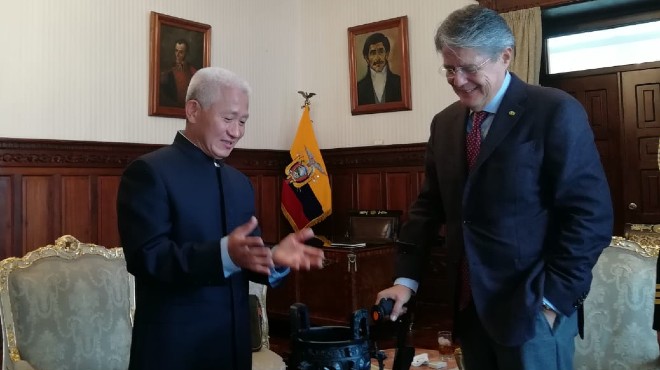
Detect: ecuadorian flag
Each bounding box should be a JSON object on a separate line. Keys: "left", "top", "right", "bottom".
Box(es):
{"left": 281, "top": 105, "right": 332, "bottom": 231}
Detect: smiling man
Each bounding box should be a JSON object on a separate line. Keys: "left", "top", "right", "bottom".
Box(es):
{"left": 117, "top": 67, "right": 324, "bottom": 370}
{"left": 356, "top": 32, "right": 402, "bottom": 105}
{"left": 375, "top": 5, "right": 613, "bottom": 370}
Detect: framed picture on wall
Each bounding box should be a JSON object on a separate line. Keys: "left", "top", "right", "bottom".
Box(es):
{"left": 148, "top": 12, "right": 211, "bottom": 118}
{"left": 348, "top": 16, "right": 411, "bottom": 115}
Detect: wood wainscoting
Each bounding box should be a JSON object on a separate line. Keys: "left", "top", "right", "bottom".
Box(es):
{"left": 0, "top": 138, "right": 160, "bottom": 258}
{"left": 0, "top": 138, "right": 298, "bottom": 259}
{"left": 0, "top": 137, "right": 451, "bottom": 326}
{"left": 0, "top": 138, "right": 431, "bottom": 255}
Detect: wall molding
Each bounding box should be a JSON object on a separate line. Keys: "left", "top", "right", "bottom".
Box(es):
{"left": 0, "top": 137, "right": 427, "bottom": 258}
{"left": 0, "top": 137, "right": 426, "bottom": 170}
{"left": 0, "top": 138, "right": 161, "bottom": 168}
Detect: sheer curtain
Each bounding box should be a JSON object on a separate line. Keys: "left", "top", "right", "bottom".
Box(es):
{"left": 501, "top": 7, "right": 542, "bottom": 85}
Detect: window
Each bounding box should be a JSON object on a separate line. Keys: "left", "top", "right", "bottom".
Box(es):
{"left": 546, "top": 20, "right": 660, "bottom": 74}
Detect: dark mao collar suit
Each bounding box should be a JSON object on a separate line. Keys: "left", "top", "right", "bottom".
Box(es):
{"left": 117, "top": 133, "right": 268, "bottom": 370}
{"left": 396, "top": 73, "right": 613, "bottom": 346}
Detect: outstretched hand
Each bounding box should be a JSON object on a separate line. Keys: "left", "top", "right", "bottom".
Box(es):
{"left": 272, "top": 228, "right": 325, "bottom": 270}
{"left": 227, "top": 216, "right": 273, "bottom": 275}
{"left": 375, "top": 284, "right": 413, "bottom": 321}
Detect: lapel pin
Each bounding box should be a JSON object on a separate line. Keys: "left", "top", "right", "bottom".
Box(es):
{"left": 508, "top": 111, "right": 516, "bottom": 116}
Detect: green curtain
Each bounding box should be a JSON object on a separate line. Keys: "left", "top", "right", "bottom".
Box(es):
{"left": 502, "top": 7, "right": 542, "bottom": 85}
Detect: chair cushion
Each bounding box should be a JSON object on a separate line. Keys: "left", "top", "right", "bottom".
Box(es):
{"left": 574, "top": 245, "right": 660, "bottom": 370}
{"left": 252, "top": 348, "right": 286, "bottom": 370}
{"left": 8, "top": 254, "right": 132, "bottom": 370}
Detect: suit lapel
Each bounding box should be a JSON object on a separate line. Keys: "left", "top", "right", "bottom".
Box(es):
{"left": 441, "top": 103, "right": 469, "bottom": 184}
{"left": 472, "top": 74, "right": 527, "bottom": 171}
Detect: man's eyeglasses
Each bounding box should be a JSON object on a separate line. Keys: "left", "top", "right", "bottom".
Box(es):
{"left": 440, "top": 58, "right": 491, "bottom": 78}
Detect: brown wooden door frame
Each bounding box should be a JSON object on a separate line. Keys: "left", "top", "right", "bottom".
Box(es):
{"left": 621, "top": 67, "right": 660, "bottom": 224}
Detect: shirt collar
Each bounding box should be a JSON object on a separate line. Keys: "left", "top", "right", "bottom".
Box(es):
{"left": 481, "top": 71, "right": 511, "bottom": 114}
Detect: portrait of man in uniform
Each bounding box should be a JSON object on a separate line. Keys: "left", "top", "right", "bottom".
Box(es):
{"left": 149, "top": 12, "right": 210, "bottom": 117}
{"left": 348, "top": 16, "right": 411, "bottom": 115}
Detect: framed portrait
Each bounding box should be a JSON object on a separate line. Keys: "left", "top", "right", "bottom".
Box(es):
{"left": 148, "top": 12, "right": 211, "bottom": 118}
{"left": 348, "top": 16, "right": 411, "bottom": 115}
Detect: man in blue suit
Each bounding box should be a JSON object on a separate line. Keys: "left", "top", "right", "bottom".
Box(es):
{"left": 117, "top": 67, "right": 325, "bottom": 370}
{"left": 376, "top": 5, "right": 613, "bottom": 370}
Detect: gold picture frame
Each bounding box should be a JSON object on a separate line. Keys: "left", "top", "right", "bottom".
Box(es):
{"left": 348, "top": 16, "right": 411, "bottom": 115}
{"left": 148, "top": 12, "right": 211, "bottom": 118}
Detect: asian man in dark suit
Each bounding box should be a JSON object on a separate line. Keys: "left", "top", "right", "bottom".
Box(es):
{"left": 376, "top": 5, "right": 613, "bottom": 370}
{"left": 117, "top": 67, "right": 324, "bottom": 370}
{"left": 357, "top": 32, "right": 402, "bottom": 105}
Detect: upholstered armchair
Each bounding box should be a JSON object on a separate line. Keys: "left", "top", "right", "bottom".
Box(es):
{"left": 574, "top": 233, "right": 660, "bottom": 369}
{"left": 0, "top": 235, "right": 135, "bottom": 370}
{"left": 249, "top": 281, "right": 286, "bottom": 370}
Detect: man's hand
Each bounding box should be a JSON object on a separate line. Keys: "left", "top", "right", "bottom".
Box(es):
{"left": 272, "top": 228, "right": 324, "bottom": 270}
{"left": 227, "top": 217, "right": 273, "bottom": 274}
{"left": 375, "top": 284, "right": 413, "bottom": 321}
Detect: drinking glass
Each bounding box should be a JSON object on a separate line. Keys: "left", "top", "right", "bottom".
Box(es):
{"left": 437, "top": 330, "right": 453, "bottom": 361}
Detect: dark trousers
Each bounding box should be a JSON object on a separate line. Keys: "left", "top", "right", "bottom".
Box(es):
{"left": 457, "top": 303, "right": 578, "bottom": 370}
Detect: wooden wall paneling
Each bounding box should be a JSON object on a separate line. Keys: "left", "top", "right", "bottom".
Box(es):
{"left": 247, "top": 174, "right": 261, "bottom": 214}
{"left": 11, "top": 175, "right": 21, "bottom": 259}
{"left": 256, "top": 174, "right": 280, "bottom": 244}
{"left": 22, "top": 175, "right": 56, "bottom": 254}
{"left": 247, "top": 175, "right": 261, "bottom": 221}
{"left": 355, "top": 172, "right": 382, "bottom": 209}
{"left": 0, "top": 140, "right": 428, "bottom": 246}
{"left": 328, "top": 172, "right": 356, "bottom": 239}
{"left": 0, "top": 138, "right": 162, "bottom": 255}
{"left": 323, "top": 143, "right": 425, "bottom": 225}
{"left": 412, "top": 171, "right": 425, "bottom": 209}
{"left": 0, "top": 177, "right": 13, "bottom": 259}
{"left": 0, "top": 138, "right": 436, "bottom": 328}
{"left": 97, "top": 175, "right": 121, "bottom": 248}
{"left": 225, "top": 148, "right": 289, "bottom": 242}
{"left": 384, "top": 171, "right": 413, "bottom": 214}
{"left": 61, "top": 175, "right": 93, "bottom": 242}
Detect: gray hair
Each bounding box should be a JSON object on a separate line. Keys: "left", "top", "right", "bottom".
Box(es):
{"left": 186, "top": 67, "right": 252, "bottom": 109}
{"left": 434, "top": 5, "right": 515, "bottom": 59}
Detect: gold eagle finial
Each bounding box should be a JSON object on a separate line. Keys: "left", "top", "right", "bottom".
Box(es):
{"left": 297, "top": 91, "right": 316, "bottom": 108}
